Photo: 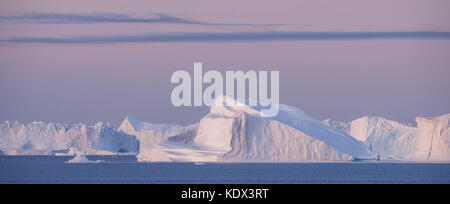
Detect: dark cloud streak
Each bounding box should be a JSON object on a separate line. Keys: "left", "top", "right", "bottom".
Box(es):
{"left": 1, "top": 31, "right": 450, "bottom": 44}
{"left": 0, "top": 13, "right": 279, "bottom": 26}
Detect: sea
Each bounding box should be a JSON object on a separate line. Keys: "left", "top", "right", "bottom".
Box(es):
{"left": 0, "top": 156, "right": 449, "bottom": 184}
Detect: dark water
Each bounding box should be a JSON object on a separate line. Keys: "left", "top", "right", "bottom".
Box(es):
{"left": 0, "top": 156, "right": 449, "bottom": 184}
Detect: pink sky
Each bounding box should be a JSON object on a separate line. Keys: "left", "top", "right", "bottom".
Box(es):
{"left": 0, "top": 0, "right": 449, "bottom": 125}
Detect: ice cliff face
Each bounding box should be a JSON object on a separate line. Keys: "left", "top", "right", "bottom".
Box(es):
{"left": 349, "top": 117, "right": 417, "bottom": 160}
{"left": 412, "top": 114, "right": 450, "bottom": 161}
{"left": 0, "top": 121, "right": 139, "bottom": 155}
{"left": 138, "top": 96, "right": 375, "bottom": 162}
{"left": 324, "top": 114, "right": 450, "bottom": 161}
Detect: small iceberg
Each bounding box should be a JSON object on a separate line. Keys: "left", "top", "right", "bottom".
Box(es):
{"left": 65, "top": 155, "right": 104, "bottom": 164}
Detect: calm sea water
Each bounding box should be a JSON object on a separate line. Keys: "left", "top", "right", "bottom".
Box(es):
{"left": 0, "top": 156, "right": 449, "bottom": 184}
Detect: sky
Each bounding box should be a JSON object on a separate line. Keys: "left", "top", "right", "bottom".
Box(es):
{"left": 0, "top": 0, "right": 449, "bottom": 126}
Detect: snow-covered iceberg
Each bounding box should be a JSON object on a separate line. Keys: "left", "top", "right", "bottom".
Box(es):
{"left": 349, "top": 116, "right": 417, "bottom": 160}
{"left": 1, "top": 100, "right": 447, "bottom": 162}
{"left": 0, "top": 121, "right": 139, "bottom": 155}
{"left": 324, "top": 115, "right": 450, "bottom": 161}
{"left": 412, "top": 114, "right": 450, "bottom": 161}
{"left": 137, "top": 96, "right": 376, "bottom": 162}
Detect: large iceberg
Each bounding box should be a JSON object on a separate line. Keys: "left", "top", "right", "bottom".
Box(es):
{"left": 0, "top": 121, "right": 139, "bottom": 155}
{"left": 137, "top": 96, "right": 376, "bottom": 162}
{"left": 324, "top": 114, "right": 450, "bottom": 161}
{"left": 1, "top": 99, "right": 447, "bottom": 162}
{"left": 349, "top": 117, "right": 417, "bottom": 160}
{"left": 411, "top": 114, "right": 450, "bottom": 161}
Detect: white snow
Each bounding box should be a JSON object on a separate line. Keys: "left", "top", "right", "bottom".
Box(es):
{"left": 0, "top": 121, "right": 139, "bottom": 155}
{"left": 411, "top": 114, "right": 450, "bottom": 161}
{"left": 349, "top": 116, "right": 417, "bottom": 160}
{"left": 138, "top": 95, "right": 376, "bottom": 162}
{"left": 1, "top": 99, "right": 448, "bottom": 162}
{"left": 323, "top": 115, "right": 450, "bottom": 161}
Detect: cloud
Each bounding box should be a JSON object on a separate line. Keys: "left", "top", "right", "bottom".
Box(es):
{"left": 1, "top": 31, "right": 450, "bottom": 44}
{"left": 0, "top": 13, "right": 278, "bottom": 26}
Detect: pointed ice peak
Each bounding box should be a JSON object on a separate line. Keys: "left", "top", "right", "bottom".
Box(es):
{"left": 123, "top": 115, "right": 139, "bottom": 127}
{"left": 118, "top": 115, "right": 180, "bottom": 133}
{"left": 118, "top": 115, "right": 140, "bottom": 132}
